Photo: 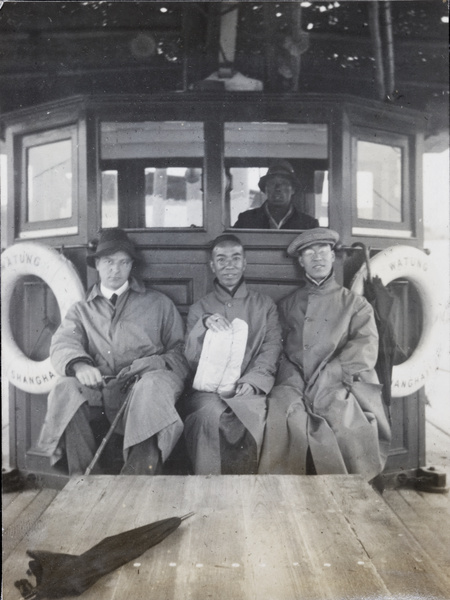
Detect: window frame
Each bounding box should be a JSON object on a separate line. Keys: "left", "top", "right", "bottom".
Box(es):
{"left": 351, "top": 127, "right": 412, "bottom": 238}
{"left": 18, "top": 125, "right": 79, "bottom": 239}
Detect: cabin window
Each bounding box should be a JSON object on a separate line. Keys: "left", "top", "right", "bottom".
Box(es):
{"left": 352, "top": 132, "right": 411, "bottom": 238}
{"left": 224, "top": 122, "right": 329, "bottom": 229}
{"left": 19, "top": 126, "right": 78, "bottom": 238}
{"left": 100, "top": 121, "right": 204, "bottom": 229}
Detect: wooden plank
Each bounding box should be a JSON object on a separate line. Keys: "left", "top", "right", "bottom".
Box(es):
{"left": 2, "top": 489, "right": 21, "bottom": 510}
{"left": 3, "top": 489, "right": 47, "bottom": 530}
{"left": 2, "top": 488, "right": 58, "bottom": 561}
{"left": 323, "top": 476, "right": 450, "bottom": 598}
{"left": 383, "top": 487, "right": 450, "bottom": 582}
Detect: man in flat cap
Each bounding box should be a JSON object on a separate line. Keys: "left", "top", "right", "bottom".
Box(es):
{"left": 37, "top": 228, "right": 190, "bottom": 475}
{"left": 233, "top": 160, "right": 319, "bottom": 230}
{"left": 183, "top": 234, "right": 282, "bottom": 474}
{"left": 259, "top": 228, "right": 391, "bottom": 480}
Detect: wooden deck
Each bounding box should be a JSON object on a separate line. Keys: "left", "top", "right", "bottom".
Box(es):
{"left": 3, "top": 469, "right": 449, "bottom": 600}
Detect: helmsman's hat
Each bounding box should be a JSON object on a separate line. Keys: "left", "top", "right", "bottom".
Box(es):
{"left": 258, "top": 160, "right": 301, "bottom": 193}
{"left": 287, "top": 227, "right": 340, "bottom": 257}
{"left": 87, "top": 228, "right": 138, "bottom": 268}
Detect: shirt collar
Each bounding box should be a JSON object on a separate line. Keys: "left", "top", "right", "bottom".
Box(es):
{"left": 87, "top": 277, "right": 144, "bottom": 302}
{"left": 101, "top": 280, "right": 129, "bottom": 300}
{"left": 264, "top": 201, "right": 294, "bottom": 229}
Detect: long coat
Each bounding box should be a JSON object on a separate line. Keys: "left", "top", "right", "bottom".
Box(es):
{"left": 183, "top": 280, "right": 282, "bottom": 473}
{"left": 37, "top": 278, "right": 190, "bottom": 464}
{"left": 258, "top": 276, "right": 391, "bottom": 480}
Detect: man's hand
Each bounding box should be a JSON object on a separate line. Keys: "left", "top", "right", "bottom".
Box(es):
{"left": 234, "top": 383, "right": 256, "bottom": 396}
{"left": 73, "top": 363, "right": 103, "bottom": 388}
{"left": 204, "top": 313, "right": 232, "bottom": 332}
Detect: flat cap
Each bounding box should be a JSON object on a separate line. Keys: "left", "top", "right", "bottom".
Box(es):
{"left": 287, "top": 227, "right": 340, "bottom": 256}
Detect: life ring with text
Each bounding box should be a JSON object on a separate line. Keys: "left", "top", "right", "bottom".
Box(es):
{"left": 351, "top": 245, "right": 442, "bottom": 397}
{"left": 1, "top": 242, "right": 85, "bottom": 394}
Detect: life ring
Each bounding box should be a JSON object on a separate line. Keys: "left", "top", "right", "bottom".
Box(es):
{"left": 351, "top": 245, "right": 442, "bottom": 397}
{"left": 1, "top": 242, "right": 85, "bottom": 394}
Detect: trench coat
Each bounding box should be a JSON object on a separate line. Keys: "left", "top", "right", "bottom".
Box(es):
{"left": 183, "top": 280, "right": 282, "bottom": 473}
{"left": 258, "top": 275, "right": 391, "bottom": 480}
{"left": 37, "top": 278, "right": 190, "bottom": 464}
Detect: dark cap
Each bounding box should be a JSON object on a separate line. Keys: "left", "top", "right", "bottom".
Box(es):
{"left": 287, "top": 228, "right": 340, "bottom": 256}
{"left": 87, "top": 228, "right": 138, "bottom": 268}
{"left": 258, "top": 160, "right": 300, "bottom": 193}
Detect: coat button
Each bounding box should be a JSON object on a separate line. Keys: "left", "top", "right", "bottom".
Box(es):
{"left": 227, "top": 303, "right": 232, "bottom": 307}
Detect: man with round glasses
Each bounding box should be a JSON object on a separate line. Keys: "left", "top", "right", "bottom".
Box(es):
{"left": 259, "top": 228, "right": 391, "bottom": 480}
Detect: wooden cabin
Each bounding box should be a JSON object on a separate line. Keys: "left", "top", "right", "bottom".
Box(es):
{"left": 1, "top": 2, "right": 448, "bottom": 488}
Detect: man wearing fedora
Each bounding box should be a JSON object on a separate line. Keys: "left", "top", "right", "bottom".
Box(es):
{"left": 258, "top": 228, "right": 391, "bottom": 480}
{"left": 233, "top": 160, "right": 319, "bottom": 230}
{"left": 36, "top": 228, "right": 190, "bottom": 475}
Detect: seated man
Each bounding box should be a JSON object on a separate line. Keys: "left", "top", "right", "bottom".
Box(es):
{"left": 37, "top": 228, "right": 190, "bottom": 475}
{"left": 233, "top": 160, "right": 319, "bottom": 230}
{"left": 259, "top": 228, "right": 391, "bottom": 480}
{"left": 183, "top": 234, "right": 282, "bottom": 474}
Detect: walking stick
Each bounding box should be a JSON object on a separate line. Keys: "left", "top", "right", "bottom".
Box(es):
{"left": 84, "top": 375, "right": 139, "bottom": 476}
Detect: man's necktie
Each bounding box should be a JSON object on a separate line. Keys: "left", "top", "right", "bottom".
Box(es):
{"left": 110, "top": 293, "right": 118, "bottom": 306}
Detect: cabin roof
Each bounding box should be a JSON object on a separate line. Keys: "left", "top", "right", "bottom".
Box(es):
{"left": 0, "top": 1, "right": 448, "bottom": 149}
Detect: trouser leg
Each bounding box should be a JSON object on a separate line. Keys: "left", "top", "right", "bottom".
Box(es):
{"left": 219, "top": 408, "right": 258, "bottom": 475}
{"left": 64, "top": 403, "right": 99, "bottom": 475}
{"left": 121, "top": 436, "right": 162, "bottom": 475}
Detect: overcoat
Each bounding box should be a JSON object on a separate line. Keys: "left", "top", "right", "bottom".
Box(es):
{"left": 259, "top": 275, "right": 391, "bottom": 480}
{"left": 37, "top": 278, "right": 190, "bottom": 464}
{"left": 184, "top": 280, "right": 282, "bottom": 473}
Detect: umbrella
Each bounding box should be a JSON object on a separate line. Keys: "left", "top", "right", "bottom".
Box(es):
{"left": 352, "top": 243, "right": 406, "bottom": 410}
{"left": 14, "top": 513, "right": 194, "bottom": 599}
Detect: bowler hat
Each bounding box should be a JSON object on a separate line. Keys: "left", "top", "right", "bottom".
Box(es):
{"left": 258, "top": 160, "right": 300, "bottom": 193}
{"left": 86, "top": 228, "right": 138, "bottom": 268}
{"left": 287, "top": 228, "right": 340, "bottom": 257}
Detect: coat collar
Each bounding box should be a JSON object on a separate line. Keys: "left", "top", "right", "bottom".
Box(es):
{"left": 303, "top": 271, "right": 340, "bottom": 294}
{"left": 86, "top": 277, "right": 145, "bottom": 302}
{"left": 213, "top": 278, "right": 248, "bottom": 302}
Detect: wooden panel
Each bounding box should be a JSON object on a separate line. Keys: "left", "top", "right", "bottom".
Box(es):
{"left": 141, "top": 262, "right": 209, "bottom": 316}
{"left": 3, "top": 475, "right": 449, "bottom": 599}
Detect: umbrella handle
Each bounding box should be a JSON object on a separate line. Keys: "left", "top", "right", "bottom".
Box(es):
{"left": 84, "top": 376, "right": 139, "bottom": 476}
{"left": 351, "top": 242, "right": 372, "bottom": 282}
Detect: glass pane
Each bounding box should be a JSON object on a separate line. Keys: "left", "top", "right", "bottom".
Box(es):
{"left": 315, "top": 170, "right": 329, "bottom": 227}
{"left": 27, "top": 139, "right": 72, "bottom": 222}
{"left": 101, "top": 170, "right": 118, "bottom": 228}
{"left": 101, "top": 121, "right": 204, "bottom": 228}
{"left": 101, "top": 121, "right": 204, "bottom": 159}
{"left": 225, "top": 123, "right": 328, "bottom": 229}
{"left": 356, "top": 141, "right": 402, "bottom": 222}
{"left": 145, "top": 167, "right": 203, "bottom": 227}
{"left": 228, "top": 166, "right": 265, "bottom": 226}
